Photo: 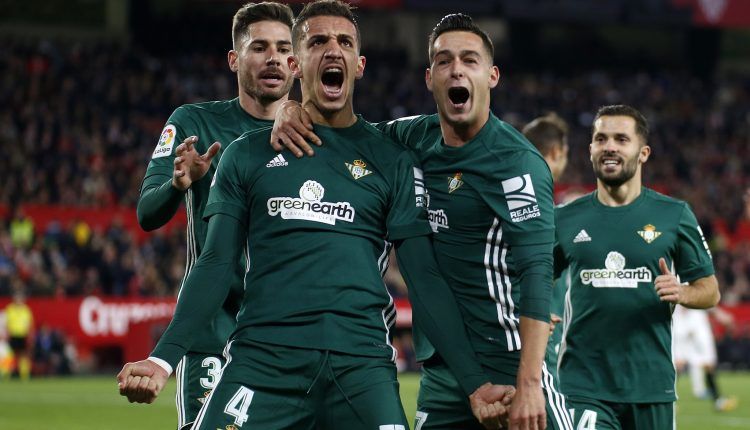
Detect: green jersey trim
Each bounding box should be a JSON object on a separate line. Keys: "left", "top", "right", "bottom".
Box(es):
{"left": 484, "top": 217, "right": 521, "bottom": 350}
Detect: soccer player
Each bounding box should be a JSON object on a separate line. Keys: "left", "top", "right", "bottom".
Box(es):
{"left": 673, "top": 306, "right": 738, "bottom": 411}
{"left": 554, "top": 104, "right": 720, "bottom": 429}
{"left": 521, "top": 114, "right": 569, "bottom": 381}
{"left": 133, "top": 3, "right": 295, "bottom": 428}
{"left": 119, "top": 2, "right": 512, "bottom": 429}
{"left": 271, "top": 13, "right": 572, "bottom": 430}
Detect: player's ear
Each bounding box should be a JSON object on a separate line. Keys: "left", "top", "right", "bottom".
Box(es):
{"left": 639, "top": 144, "right": 651, "bottom": 163}
{"left": 355, "top": 56, "right": 366, "bottom": 79}
{"left": 289, "top": 55, "right": 302, "bottom": 79}
{"left": 551, "top": 143, "right": 563, "bottom": 161}
{"left": 228, "top": 50, "right": 239, "bottom": 73}
{"left": 488, "top": 65, "right": 500, "bottom": 89}
{"left": 589, "top": 143, "right": 594, "bottom": 162}
{"left": 425, "top": 68, "right": 433, "bottom": 92}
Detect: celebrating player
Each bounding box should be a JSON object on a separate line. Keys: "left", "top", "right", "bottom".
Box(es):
{"left": 131, "top": 3, "right": 295, "bottom": 428}
{"left": 554, "top": 104, "right": 720, "bottom": 429}
{"left": 119, "top": 2, "right": 512, "bottom": 429}
{"left": 271, "top": 13, "right": 572, "bottom": 430}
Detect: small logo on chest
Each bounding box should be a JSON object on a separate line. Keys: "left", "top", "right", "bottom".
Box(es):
{"left": 573, "top": 229, "right": 591, "bottom": 243}
{"left": 637, "top": 224, "right": 662, "bottom": 244}
{"left": 345, "top": 159, "right": 373, "bottom": 180}
{"left": 266, "top": 154, "right": 288, "bottom": 168}
{"left": 447, "top": 172, "right": 464, "bottom": 193}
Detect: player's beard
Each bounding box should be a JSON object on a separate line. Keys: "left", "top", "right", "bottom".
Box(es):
{"left": 241, "top": 73, "right": 292, "bottom": 105}
{"left": 593, "top": 152, "right": 638, "bottom": 187}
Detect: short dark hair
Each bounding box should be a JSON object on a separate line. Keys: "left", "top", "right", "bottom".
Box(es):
{"left": 522, "top": 113, "right": 569, "bottom": 157}
{"left": 428, "top": 14, "right": 494, "bottom": 62}
{"left": 593, "top": 104, "right": 649, "bottom": 144}
{"left": 232, "top": 2, "right": 294, "bottom": 49}
{"left": 292, "top": 0, "right": 360, "bottom": 51}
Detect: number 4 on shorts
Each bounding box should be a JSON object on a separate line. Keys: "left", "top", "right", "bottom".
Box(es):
{"left": 576, "top": 409, "right": 597, "bottom": 430}
{"left": 225, "top": 386, "right": 255, "bottom": 426}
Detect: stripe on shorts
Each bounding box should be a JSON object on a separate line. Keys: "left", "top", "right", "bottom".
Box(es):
{"left": 541, "top": 361, "right": 574, "bottom": 430}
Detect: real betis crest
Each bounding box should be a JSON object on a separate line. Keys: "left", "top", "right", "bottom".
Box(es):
{"left": 638, "top": 224, "right": 662, "bottom": 244}
{"left": 345, "top": 159, "right": 373, "bottom": 180}
{"left": 447, "top": 172, "right": 464, "bottom": 193}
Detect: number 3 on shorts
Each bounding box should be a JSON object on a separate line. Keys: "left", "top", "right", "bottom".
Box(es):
{"left": 224, "top": 386, "right": 255, "bottom": 427}
{"left": 200, "top": 357, "right": 222, "bottom": 389}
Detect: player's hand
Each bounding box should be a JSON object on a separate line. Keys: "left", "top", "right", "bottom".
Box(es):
{"left": 172, "top": 136, "right": 221, "bottom": 191}
{"left": 549, "top": 314, "right": 562, "bottom": 335}
{"left": 117, "top": 359, "right": 169, "bottom": 404}
{"left": 269, "top": 100, "right": 321, "bottom": 157}
{"left": 655, "top": 257, "right": 681, "bottom": 304}
{"left": 509, "top": 384, "right": 546, "bottom": 430}
{"left": 470, "top": 383, "right": 516, "bottom": 429}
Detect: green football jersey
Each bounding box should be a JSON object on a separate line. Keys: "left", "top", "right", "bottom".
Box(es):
{"left": 205, "top": 117, "right": 431, "bottom": 360}
{"left": 554, "top": 188, "right": 715, "bottom": 403}
{"left": 545, "top": 270, "right": 569, "bottom": 376}
{"left": 377, "top": 113, "right": 555, "bottom": 358}
{"left": 143, "top": 98, "right": 272, "bottom": 354}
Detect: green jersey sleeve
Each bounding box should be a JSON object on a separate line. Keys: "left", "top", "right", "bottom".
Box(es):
{"left": 484, "top": 150, "right": 555, "bottom": 246}
{"left": 396, "top": 235, "right": 488, "bottom": 395}
{"left": 144, "top": 107, "right": 195, "bottom": 180}
{"left": 137, "top": 107, "right": 195, "bottom": 230}
{"left": 674, "top": 204, "right": 715, "bottom": 283}
{"left": 373, "top": 115, "right": 438, "bottom": 152}
{"left": 385, "top": 152, "right": 433, "bottom": 241}
{"left": 150, "top": 213, "right": 244, "bottom": 368}
{"left": 203, "top": 139, "right": 249, "bottom": 223}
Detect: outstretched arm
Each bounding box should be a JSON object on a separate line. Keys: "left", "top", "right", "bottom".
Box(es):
{"left": 269, "top": 100, "right": 427, "bottom": 156}
{"left": 117, "top": 213, "right": 244, "bottom": 403}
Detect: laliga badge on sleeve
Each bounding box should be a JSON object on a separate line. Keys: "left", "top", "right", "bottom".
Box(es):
{"left": 152, "top": 125, "right": 177, "bottom": 159}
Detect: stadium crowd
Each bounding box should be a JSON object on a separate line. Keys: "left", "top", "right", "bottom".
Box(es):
{"left": 1, "top": 38, "right": 748, "bottom": 303}
{"left": 1, "top": 209, "right": 186, "bottom": 297}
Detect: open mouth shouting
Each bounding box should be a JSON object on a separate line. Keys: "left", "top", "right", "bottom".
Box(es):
{"left": 321, "top": 66, "right": 345, "bottom": 100}
{"left": 259, "top": 67, "right": 286, "bottom": 87}
{"left": 447, "top": 86, "right": 471, "bottom": 110}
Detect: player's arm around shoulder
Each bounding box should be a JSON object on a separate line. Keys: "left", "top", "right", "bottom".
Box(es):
{"left": 373, "top": 114, "right": 437, "bottom": 152}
